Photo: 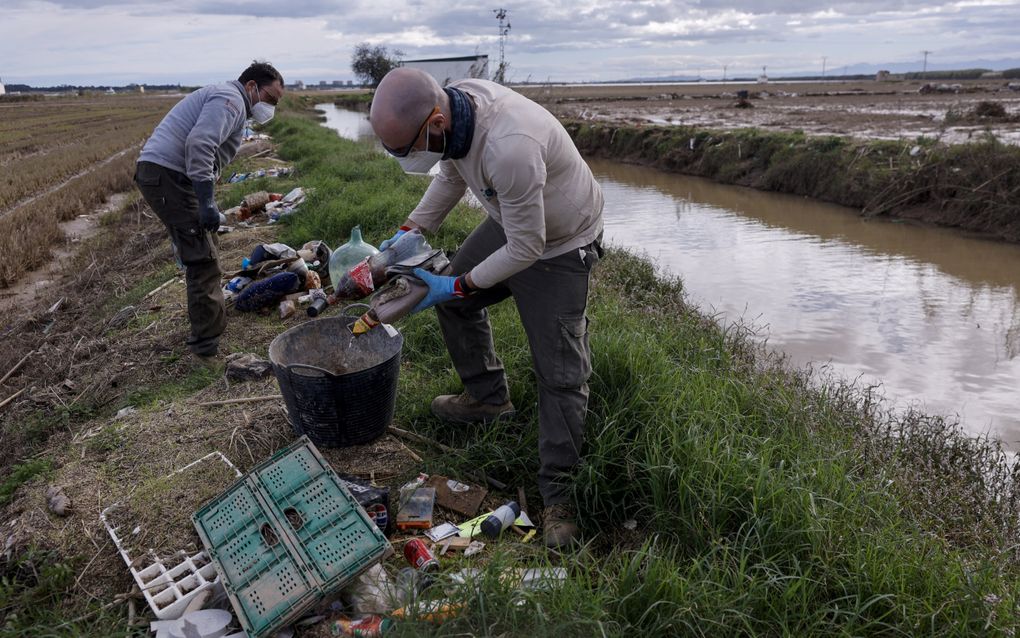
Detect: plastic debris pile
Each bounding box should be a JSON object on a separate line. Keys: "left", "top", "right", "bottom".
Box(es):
{"left": 225, "top": 239, "right": 331, "bottom": 319}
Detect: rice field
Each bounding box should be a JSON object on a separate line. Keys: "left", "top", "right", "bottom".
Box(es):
{"left": 0, "top": 93, "right": 180, "bottom": 286}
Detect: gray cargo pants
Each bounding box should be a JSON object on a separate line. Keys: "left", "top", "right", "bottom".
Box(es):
{"left": 437, "top": 217, "right": 600, "bottom": 506}
{"left": 134, "top": 161, "right": 225, "bottom": 356}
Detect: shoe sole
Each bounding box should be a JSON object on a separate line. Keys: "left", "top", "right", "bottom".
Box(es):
{"left": 431, "top": 409, "right": 516, "bottom": 425}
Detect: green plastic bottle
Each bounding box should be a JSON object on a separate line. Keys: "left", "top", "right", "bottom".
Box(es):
{"left": 328, "top": 225, "right": 380, "bottom": 287}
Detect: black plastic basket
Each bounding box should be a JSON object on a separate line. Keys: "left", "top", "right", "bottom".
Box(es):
{"left": 268, "top": 305, "right": 403, "bottom": 447}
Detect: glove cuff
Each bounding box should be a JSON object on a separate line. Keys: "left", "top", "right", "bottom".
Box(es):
{"left": 192, "top": 180, "right": 216, "bottom": 205}
{"left": 454, "top": 275, "right": 475, "bottom": 298}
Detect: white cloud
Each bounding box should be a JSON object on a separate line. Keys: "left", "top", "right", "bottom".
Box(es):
{"left": 1, "top": 0, "right": 1018, "bottom": 85}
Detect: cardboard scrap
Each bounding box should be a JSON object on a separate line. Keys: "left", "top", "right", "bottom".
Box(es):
{"left": 425, "top": 475, "right": 487, "bottom": 517}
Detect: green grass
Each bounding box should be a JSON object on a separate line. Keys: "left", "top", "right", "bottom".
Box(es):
{"left": 261, "top": 103, "right": 1020, "bottom": 634}
{"left": 102, "top": 261, "right": 179, "bottom": 316}
{"left": 0, "top": 548, "right": 137, "bottom": 638}
{"left": 0, "top": 459, "right": 51, "bottom": 506}
{"left": 8, "top": 95, "right": 1016, "bottom": 637}
{"left": 118, "top": 364, "right": 220, "bottom": 410}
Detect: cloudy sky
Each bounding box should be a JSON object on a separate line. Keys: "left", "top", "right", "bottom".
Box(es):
{"left": 3, "top": 0, "right": 1019, "bottom": 86}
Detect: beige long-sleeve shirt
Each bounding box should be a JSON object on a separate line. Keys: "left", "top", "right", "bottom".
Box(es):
{"left": 407, "top": 79, "right": 604, "bottom": 289}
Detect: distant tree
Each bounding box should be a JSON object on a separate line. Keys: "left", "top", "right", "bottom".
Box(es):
{"left": 351, "top": 44, "right": 403, "bottom": 87}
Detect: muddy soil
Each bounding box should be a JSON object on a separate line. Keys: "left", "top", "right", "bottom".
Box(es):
{"left": 518, "top": 79, "right": 1020, "bottom": 145}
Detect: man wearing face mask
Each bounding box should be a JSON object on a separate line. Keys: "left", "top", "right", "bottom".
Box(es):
{"left": 135, "top": 61, "right": 284, "bottom": 358}
{"left": 370, "top": 68, "right": 604, "bottom": 550}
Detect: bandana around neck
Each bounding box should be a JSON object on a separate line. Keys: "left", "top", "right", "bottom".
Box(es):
{"left": 442, "top": 86, "right": 475, "bottom": 160}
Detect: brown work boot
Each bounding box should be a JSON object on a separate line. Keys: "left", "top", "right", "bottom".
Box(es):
{"left": 543, "top": 503, "right": 580, "bottom": 550}
{"left": 430, "top": 392, "right": 515, "bottom": 424}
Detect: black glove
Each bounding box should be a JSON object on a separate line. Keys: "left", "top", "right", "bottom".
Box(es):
{"left": 192, "top": 180, "right": 221, "bottom": 232}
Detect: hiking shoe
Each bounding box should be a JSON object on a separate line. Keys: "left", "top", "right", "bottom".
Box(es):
{"left": 430, "top": 392, "right": 515, "bottom": 424}
{"left": 543, "top": 503, "right": 580, "bottom": 550}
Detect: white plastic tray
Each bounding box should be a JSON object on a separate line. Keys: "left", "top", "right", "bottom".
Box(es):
{"left": 100, "top": 452, "right": 242, "bottom": 620}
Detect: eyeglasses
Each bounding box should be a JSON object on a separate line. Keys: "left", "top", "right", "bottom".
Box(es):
{"left": 258, "top": 86, "right": 282, "bottom": 106}
{"left": 382, "top": 106, "right": 439, "bottom": 158}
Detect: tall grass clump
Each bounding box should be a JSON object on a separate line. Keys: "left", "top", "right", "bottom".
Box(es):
{"left": 263, "top": 103, "right": 1020, "bottom": 634}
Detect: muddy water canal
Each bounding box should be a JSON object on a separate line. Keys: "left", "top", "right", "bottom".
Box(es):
{"left": 318, "top": 103, "right": 1020, "bottom": 448}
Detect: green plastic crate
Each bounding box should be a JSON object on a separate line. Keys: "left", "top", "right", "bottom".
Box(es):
{"left": 194, "top": 437, "right": 389, "bottom": 638}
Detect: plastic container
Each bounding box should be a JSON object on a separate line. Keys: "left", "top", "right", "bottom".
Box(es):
{"left": 328, "top": 226, "right": 379, "bottom": 289}
{"left": 352, "top": 276, "right": 428, "bottom": 334}
{"left": 268, "top": 308, "right": 403, "bottom": 447}
{"left": 332, "top": 230, "right": 430, "bottom": 300}
{"left": 481, "top": 501, "right": 520, "bottom": 538}
{"left": 100, "top": 452, "right": 241, "bottom": 620}
{"left": 193, "top": 437, "right": 389, "bottom": 638}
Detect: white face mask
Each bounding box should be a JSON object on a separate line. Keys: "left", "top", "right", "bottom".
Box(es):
{"left": 252, "top": 101, "right": 275, "bottom": 124}
{"left": 249, "top": 85, "right": 275, "bottom": 124}
{"left": 397, "top": 125, "right": 445, "bottom": 175}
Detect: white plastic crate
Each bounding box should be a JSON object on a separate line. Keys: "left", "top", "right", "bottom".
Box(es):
{"left": 100, "top": 452, "right": 242, "bottom": 620}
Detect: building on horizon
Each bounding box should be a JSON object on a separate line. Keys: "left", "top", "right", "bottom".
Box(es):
{"left": 0, "top": 77, "right": 5, "bottom": 96}
{"left": 400, "top": 55, "right": 489, "bottom": 86}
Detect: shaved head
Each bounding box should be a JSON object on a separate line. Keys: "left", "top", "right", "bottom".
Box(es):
{"left": 370, "top": 67, "right": 447, "bottom": 150}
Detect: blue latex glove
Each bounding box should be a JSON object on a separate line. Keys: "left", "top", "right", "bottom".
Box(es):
{"left": 192, "top": 180, "right": 221, "bottom": 232}
{"left": 411, "top": 267, "right": 460, "bottom": 314}
{"left": 379, "top": 228, "right": 407, "bottom": 252}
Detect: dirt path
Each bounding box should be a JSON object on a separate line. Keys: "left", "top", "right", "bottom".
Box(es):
{"left": 0, "top": 143, "right": 141, "bottom": 220}
{"left": 0, "top": 191, "right": 133, "bottom": 317}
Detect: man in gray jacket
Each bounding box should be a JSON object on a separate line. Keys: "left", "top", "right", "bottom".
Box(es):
{"left": 370, "top": 68, "right": 604, "bottom": 549}
{"left": 135, "top": 61, "right": 284, "bottom": 357}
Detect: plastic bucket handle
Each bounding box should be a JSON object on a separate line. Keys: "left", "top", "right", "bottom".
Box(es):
{"left": 286, "top": 363, "right": 329, "bottom": 378}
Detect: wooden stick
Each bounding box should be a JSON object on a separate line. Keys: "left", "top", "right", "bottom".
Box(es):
{"left": 197, "top": 394, "right": 282, "bottom": 407}
{"left": 141, "top": 277, "right": 180, "bottom": 302}
{"left": 395, "top": 439, "right": 423, "bottom": 463}
{"left": 0, "top": 388, "right": 25, "bottom": 411}
{"left": 517, "top": 486, "right": 528, "bottom": 515}
{"left": 387, "top": 426, "right": 455, "bottom": 454}
{"left": 0, "top": 350, "right": 33, "bottom": 386}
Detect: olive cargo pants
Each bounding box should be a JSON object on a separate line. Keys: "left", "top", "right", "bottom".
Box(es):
{"left": 437, "top": 217, "right": 600, "bottom": 507}
{"left": 134, "top": 161, "right": 225, "bottom": 356}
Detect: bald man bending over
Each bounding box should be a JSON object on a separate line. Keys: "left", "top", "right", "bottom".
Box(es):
{"left": 370, "top": 68, "right": 604, "bottom": 549}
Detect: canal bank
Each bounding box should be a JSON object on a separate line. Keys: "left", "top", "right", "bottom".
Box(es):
{"left": 563, "top": 120, "right": 1020, "bottom": 243}
{"left": 316, "top": 102, "right": 1020, "bottom": 449}
{"left": 268, "top": 99, "right": 1020, "bottom": 633}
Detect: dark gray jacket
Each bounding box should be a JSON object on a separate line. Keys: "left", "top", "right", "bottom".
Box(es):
{"left": 138, "top": 80, "right": 251, "bottom": 183}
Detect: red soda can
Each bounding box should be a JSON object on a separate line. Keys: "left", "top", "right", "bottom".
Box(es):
{"left": 403, "top": 538, "right": 439, "bottom": 572}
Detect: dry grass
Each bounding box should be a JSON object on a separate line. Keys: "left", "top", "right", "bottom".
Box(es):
{"left": 0, "top": 169, "right": 422, "bottom": 613}
{"left": 0, "top": 94, "right": 179, "bottom": 287}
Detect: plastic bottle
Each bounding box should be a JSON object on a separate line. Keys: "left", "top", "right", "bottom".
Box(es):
{"left": 332, "top": 230, "right": 431, "bottom": 300}
{"left": 342, "top": 563, "right": 396, "bottom": 615}
{"left": 351, "top": 276, "right": 429, "bottom": 334}
{"left": 328, "top": 226, "right": 380, "bottom": 289}
{"left": 481, "top": 501, "right": 520, "bottom": 538}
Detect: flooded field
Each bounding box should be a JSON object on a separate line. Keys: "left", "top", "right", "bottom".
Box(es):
{"left": 320, "top": 103, "right": 1020, "bottom": 447}
{"left": 517, "top": 79, "right": 1020, "bottom": 145}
